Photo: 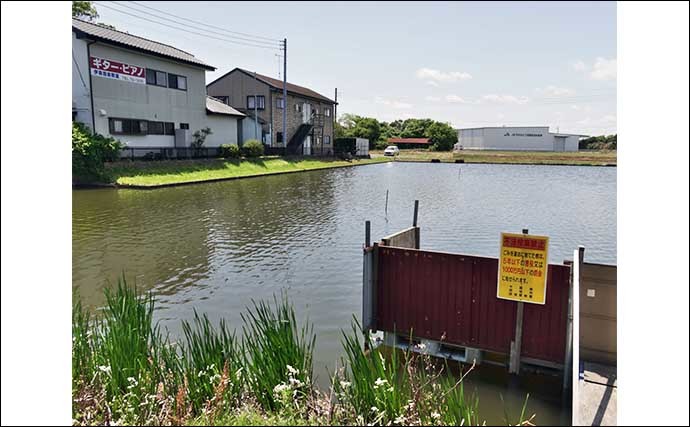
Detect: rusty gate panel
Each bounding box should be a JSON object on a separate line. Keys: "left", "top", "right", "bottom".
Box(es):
{"left": 374, "top": 246, "right": 571, "bottom": 365}
{"left": 521, "top": 264, "right": 570, "bottom": 363}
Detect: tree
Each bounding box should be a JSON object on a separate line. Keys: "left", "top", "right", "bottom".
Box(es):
{"left": 425, "top": 122, "right": 458, "bottom": 151}
{"left": 348, "top": 117, "right": 382, "bottom": 149}
{"left": 72, "top": 1, "right": 98, "bottom": 20}
{"left": 191, "top": 127, "right": 213, "bottom": 148}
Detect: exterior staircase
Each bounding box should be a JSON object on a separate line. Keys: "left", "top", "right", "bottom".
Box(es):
{"left": 286, "top": 123, "right": 313, "bottom": 155}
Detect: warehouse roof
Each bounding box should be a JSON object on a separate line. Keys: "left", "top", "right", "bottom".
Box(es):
{"left": 72, "top": 18, "right": 215, "bottom": 70}
{"left": 206, "top": 97, "right": 245, "bottom": 117}
{"left": 388, "top": 138, "right": 431, "bottom": 144}
{"left": 208, "top": 68, "right": 336, "bottom": 104}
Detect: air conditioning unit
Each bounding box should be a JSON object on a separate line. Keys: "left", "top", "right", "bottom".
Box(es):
{"left": 174, "top": 128, "right": 190, "bottom": 147}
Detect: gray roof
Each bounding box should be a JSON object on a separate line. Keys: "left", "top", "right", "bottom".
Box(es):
{"left": 72, "top": 18, "right": 215, "bottom": 70}
{"left": 206, "top": 97, "right": 245, "bottom": 117}
{"left": 208, "top": 68, "right": 336, "bottom": 104}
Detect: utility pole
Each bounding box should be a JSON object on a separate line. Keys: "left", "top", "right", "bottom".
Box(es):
{"left": 254, "top": 71, "right": 259, "bottom": 141}
{"left": 282, "top": 38, "right": 287, "bottom": 147}
{"left": 334, "top": 87, "right": 338, "bottom": 120}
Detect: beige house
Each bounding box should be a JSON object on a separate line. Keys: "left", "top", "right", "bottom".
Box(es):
{"left": 207, "top": 68, "right": 336, "bottom": 155}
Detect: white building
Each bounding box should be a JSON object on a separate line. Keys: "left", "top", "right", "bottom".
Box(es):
{"left": 72, "top": 18, "right": 245, "bottom": 154}
{"left": 456, "top": 126, "right": 584, "bottom": 152}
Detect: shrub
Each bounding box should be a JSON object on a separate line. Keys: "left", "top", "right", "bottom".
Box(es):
{"left": 219, "top": 144, "right": 240, "bottom": 159}
{"left": 242, "top": 139, "right": 264, "bottom": 158}
{"left": 191, "top": 127, "right": 213, "bottom": 149}
{"left": 374, "top": 140, "right": 389, "bottom": 150}
{"left": 72, "top": 121, "right": 123, "bottom": 182}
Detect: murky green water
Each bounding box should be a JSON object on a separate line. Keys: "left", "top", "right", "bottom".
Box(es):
{"left": 73, "top": 162, "right": 616, "bottom": 425}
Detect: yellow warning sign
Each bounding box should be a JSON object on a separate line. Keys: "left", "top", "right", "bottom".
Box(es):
{"left": 497, "top": 232, "right": 549, "bottom": 304}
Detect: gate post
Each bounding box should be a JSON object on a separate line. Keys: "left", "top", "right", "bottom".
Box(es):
{"left": 362, "top": 221, "right": 376, "bottom": 350}
{"left": 509, "top": 228, "right": 529, "bottom": 374}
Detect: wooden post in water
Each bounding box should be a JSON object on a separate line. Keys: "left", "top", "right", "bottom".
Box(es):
{"left": 509, "top": 228, "right": 529, "bottom": 374}
{"left": 385, "top": 190, "right": 389, "bottom": 217}
{"left": 413, "top": 200, "right": 419, "bottom": 227}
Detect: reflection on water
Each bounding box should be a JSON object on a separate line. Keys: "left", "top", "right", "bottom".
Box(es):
{"left": 73, "top": 162, "right": 616, "bottom": 425}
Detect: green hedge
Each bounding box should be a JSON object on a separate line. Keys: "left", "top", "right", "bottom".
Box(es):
{"left": 242, "top": 139, "right": 264, "bottom": 158}
{"left": 219, "top": 143, "right": 241, "bottom": 159}
{"left": 72, "top": 121, "right": 123, "bottom": 183}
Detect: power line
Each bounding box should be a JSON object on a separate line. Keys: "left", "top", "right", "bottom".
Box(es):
{"left": 109, "top": 1, "right": 280, "bottom": 47}
{"left": 95, "top": 2, "right": 282, "bottom": 50}
{"left": 127, "top": 0, "right": 282, "bottom": 42}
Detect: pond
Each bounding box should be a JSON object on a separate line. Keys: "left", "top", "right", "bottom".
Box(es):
{"left": 73, "top": 162, "right": 616, "bottom": 425}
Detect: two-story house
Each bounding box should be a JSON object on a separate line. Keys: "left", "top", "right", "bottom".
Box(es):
{"left": 72, "top": 18, "right": 245, "bottom": 154}
{"left": 207, "top": 68, "right": 336, "bottom": 156}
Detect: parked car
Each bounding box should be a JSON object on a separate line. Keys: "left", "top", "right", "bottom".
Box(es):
{"left": 383, "top": 145, "right": 400, "bottom": 156}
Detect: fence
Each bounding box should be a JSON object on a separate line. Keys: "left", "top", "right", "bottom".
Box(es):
{"left": 371, "top": 246, "right": 571, "bottom": 366}
{"left": 115, "top": 145, "right": 336, "bottom": 161}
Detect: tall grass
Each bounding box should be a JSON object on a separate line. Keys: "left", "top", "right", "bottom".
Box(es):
{"left": 241, "top": 294, "right": 316, "bottom": 411}
{"left": 73, "top": 280, "right": 532, "bottom": 426}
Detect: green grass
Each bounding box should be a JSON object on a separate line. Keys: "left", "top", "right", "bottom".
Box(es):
{"left": 372, "top": 149, "right": 617, "bottom": 166}
{"left": 107, "top": 156, "right": 392, "bottom": 187}
{"left": 73, "top": 279, "right": 534, "bottom": 426}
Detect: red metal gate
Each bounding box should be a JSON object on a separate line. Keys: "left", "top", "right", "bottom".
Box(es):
{"left": 374, "top": 246, "right": 571, "bottom": 365}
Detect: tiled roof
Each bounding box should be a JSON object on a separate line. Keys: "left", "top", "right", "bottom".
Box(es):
{"left": 209, "top": 68, "right": 335, "bottom": 104}
{"left": 388, "top": 138, "right": 431, "bottom": 144}
{"left": 72, "top": 18, "right": 215, "bottom": 70}
{"left": 206, "top": 97, "right": 245, "bottom": 117}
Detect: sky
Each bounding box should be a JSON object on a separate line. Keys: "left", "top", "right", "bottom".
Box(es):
{"left": 92, "top": 1, "right": 617, "bottom": 135}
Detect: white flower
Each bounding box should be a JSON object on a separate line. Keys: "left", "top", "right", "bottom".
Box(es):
{"left": 289, "top": 377, "right": 304, "bottom": 388}
{"left": 371, "top": 406, "right": 379, "bottom": 413}
{"left": 197, "top": 370, "right": 205, "bottom": 378}
{"left": 394, "top": 415, "right": 406, "bottom": 424}
{"left": 431, "top": 411, "right": 441, "bottom": 420}
{"left": 210, "top": 374, "right": 221, "bottom": 383}
{"left": 286, "top": 365, "right": 299, "bottom": 376}
{"left": 98, "top": 365, "right": 111, "bottom": 374}
{"left": 273, "top": 383, "right": 289, "bottom": 395}
{"left": 339, "top": 380, "right": 351, "bottom": 389}
{"left": 373, "top": 377, "right": 388, "bottom": 388}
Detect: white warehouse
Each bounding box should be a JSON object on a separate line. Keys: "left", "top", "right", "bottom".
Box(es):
{"left": 456, "top": 127, "right": 584, "bottom": 152}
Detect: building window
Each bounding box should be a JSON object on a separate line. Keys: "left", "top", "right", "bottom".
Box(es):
{"left": 247, "top": 95, "right": 265, "bottom": 110}
{"left": 180, "top": 123, "right": 189, "bottom": 130}
{"left": 324, "top": 135, "right": 331, "bottom": 145}
{"left": 109, "top": 118, "right": 148, "bottom": 135}
{"left": 215, "top": 96, "right": 229, "bottom": 105}
{"left": 295, "top": 103, "right": 301, "bottom": 113}
{"left": 146, "top": 69, "right": 168, "bottom": 87}
{"left": 164, "top": 122, "right": 175, "bottom": 135}
{"left": 148, "top": 121, "right": 165, "bottom": 135}
{"left": 277, "top": 132, "right": 283, "bottom": 143}
{"left": 168, "top": 74, "right": 187, "bottom": 91}
{"left": 277, "top": 97, "right": 284, "bottom": 109}
{"left": 325, "top": 108, "right": 331, "bottom": 117}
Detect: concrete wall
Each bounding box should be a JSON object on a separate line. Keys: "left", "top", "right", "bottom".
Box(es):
{"left": 72, "top": 33, "right": 92, "bottom": 128}
{"left": 205, "top": 114, "right": 239, "bottom": 147}
{"left": 580, "top": 262, "right": 617, "bottom": 365}
{"left": 458, "top": 127, "right": 580, "bottom": 152}
{"left": 73, "top": 34, "right": 240, "bottom": 149}
{"left": 241, "top": 116, "right": 263, "bottom": 144}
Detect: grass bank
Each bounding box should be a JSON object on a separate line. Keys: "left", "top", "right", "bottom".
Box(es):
{"left": 372, "top": 149, "right": 617, "bottom": 166}
{"left": 106, "top": 156, "right": 391, "bottom": 188}
{"left": 73, "top": 278, "right": 535, "bottom": 426}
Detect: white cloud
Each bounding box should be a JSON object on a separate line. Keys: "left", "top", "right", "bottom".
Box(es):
{"left": 536, "top": 85, "right": 575, "bottom": 97}
{"left": 572, "top": 57, "right": 617, "bottom": 81}
{"left": 425, "top": 80, "right": 440, "bottom": 87}
{"left": 601, "top": 114, "right": 617, "bottom": 123}
{"left": 416, "top": 67, "right": 472, "bottom": 85}
{"left": 374, "top": 96, "right": 412, "bottom": 109}
{"left": 445, "top": 94, "right": 471, "bottom": 104}
{"left": 481, "top": 94, "right": 530, "bottom": 105}
{"left": 590, "top": 57, "right": 617, "bottom": 81}
{"left": 425, "top": 96, "right": 441, "bottom": 102}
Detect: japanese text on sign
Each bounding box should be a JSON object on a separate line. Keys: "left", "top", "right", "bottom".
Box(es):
{"left": 497, "top": 232, "right": 549, "bottom": 304}
{"left": 89, "top": 56, "right": 146, "bottom": 84}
